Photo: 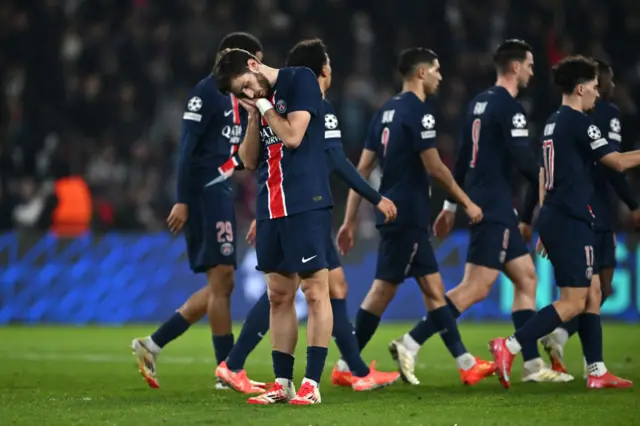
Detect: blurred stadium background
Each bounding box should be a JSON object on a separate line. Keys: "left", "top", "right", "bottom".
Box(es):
{"left": 1, "top": 0, "right": 639, "bottom": 324}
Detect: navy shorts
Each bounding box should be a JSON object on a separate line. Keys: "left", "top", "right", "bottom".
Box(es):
{"left": 538, "top": 206, "right": 596, "bottom": 288}
{"left": 184, "top": 186, "right": 236, "bottom": 273}
{"left": 594, "top": 230, "right": 617, "bottom": 270}
{"left": 255, "top": 208, "right": 332, "bottom": 273}
{"left": 467, "top": 221, "right": 529, "bottom": 270}
{"left": 375, "top": 226, "right": 438, "bottom": 283}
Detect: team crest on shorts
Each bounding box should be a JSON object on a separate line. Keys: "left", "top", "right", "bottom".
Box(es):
{"left": 276, "top": 99, "right": 287, "bottom": 114}
{"left": 220, "top": 242, "right": 234, "bottom": 256}
{"left": 585, "top": 266, "right": 593, "bottom": 280}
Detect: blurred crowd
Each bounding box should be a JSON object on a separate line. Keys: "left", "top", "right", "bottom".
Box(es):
{"left": 1, "top": 0, "right": 639, "bottom": 234}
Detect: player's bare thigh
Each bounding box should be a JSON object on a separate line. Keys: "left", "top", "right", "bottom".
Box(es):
{"left": 299, "top": 268, "right": 330, "bottom": 301}
{"left": 598, "top": 267, "right": 614, "bottom": 299}
{"left": 447, "top": 263, "right": 500, "bottom": 312}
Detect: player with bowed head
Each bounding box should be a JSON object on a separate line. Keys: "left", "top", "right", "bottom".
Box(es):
{"left": 214, "top": 46, "right": 336, "bottom": 405}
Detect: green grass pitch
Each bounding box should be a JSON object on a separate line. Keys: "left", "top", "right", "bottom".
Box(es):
{"left": 0, "top": 323, "right": 638, "bottom": 425}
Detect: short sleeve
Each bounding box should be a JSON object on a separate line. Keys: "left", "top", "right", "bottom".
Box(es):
{"left": 363, "top": 113, "right": 381, "bottom": 152}
{"left": 607, "top": 110, "right": 622, "bottom": 145}
{"left": 323, "top": 102, "right": 343, "bottom": 150}
{"left": 287, "top": 67, "right": 322, "bottom": 117}
{"left": 410, "top": 106, "right": 437, "bottom": 152}
{"left": 501, "top": 100, "right": 529, "bottom": 147}
{"left": 181, "top": 83, "right": 218, "bottom": 136}
{"left": 582, "top": 123, "right": 615, "bottom": 160}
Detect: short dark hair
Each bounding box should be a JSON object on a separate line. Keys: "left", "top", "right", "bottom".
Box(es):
{"left": 593, "top": 58, "right": 612, "bottom": 76}
{"left": 285, "top": 38, "right": 328, "bottom": 78}
{"left": 397, "top": 48, "right": 438, "bottom": 78}
{"left": 493, "top": 39, "right": 533, "bottom": 73}
{"left": 213, "top": 48, "right": 258, "bottom": 94}
{"left": 217, "top": 32, "right": 262, "bottom": 55}
{"left": 552, "top": 55, "right": 598, "bottom": 94}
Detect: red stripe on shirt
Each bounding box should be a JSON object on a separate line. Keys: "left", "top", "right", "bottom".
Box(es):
{"left": 231, "top": 95, "right": 241, "bottom": 125}
{"left": 266, "top": 143, "right": 286, "bottom": 218}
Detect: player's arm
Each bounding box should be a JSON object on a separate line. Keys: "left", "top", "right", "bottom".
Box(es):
{"left": 260, "top": 68, "right": 322, "bottom": 149}
{"left": 176, "top": 87, "right": 217, "bottom": 201}
{"left": 420, "top": 148, "right": 475, "bottom": 209}
{"left": 261, "top": 108, "right": 310, "bottom": 149}
{"left": 584, "top": 124, "right": 640, "bottom": 171}
{"left": 445, "top": 126, "right": 472, "bottom": 206}
{"left": 343, "top": 148, "right": 378, "bottom": 224}
{"left": 326, "top": 147, "right": 382, "bottom": 206}
{"left": 238, "top": 110, "right": 260, "bottom": 170}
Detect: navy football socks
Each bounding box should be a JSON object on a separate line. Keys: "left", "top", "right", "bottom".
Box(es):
{"left": 409, "top": 296, "right": 460, "bottom": 345}
{"left": 354, "top": 308, "right": 381, "bottom": 351}
{"left": 151, "top": 312, "right": 191, "bottom": 348}
{"left": 305, "top": 346, "right": 328, "bottom": 383}
{"left": 226, "top": 292, "right": 270, "bottom": 371}
{"left": 511, "top": 309, "right": 541, "bottom": 361}
{"left": 429, "top": 305, "right": 466, "bottom": 357}
{"left": 561, "top": 289, "right": 610, "bottom": 339}
{"left": 213, "top": 334, "right": 234, "bottom": 365}
{"left": 577, "top": 313, "right": 604, "bottom": 365}
{"left": 331, "top": 299, "right": 370, "bottom": 377}
{"left": 272, "top": 350, "right": 295, "bottom": 380}
{"left": 514, "top": 304, "right": 562, "bottom": 346}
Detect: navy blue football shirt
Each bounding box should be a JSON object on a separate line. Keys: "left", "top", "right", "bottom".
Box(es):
{"left": 452, "top": 86, "right": 538, "bottom": 224}
{"left": 540, "top": 105, "right": 616, "bottom": 224}
{"left": 177, "top": 75, "right": 245, "bottom": 202}
{"left": 255, "top": 67, "right": 333, "bottom": 220}
{"left": 364, "top": 92, "right": 436, "bottom": 229}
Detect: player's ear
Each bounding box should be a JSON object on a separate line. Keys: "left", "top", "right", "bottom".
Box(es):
{"left": 247, "top": 59, "right": 260, "bottom": 72}
{"left": 321, "top": 64, "right": 330, "bottom": 78}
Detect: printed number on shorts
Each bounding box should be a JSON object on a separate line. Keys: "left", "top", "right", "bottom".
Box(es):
{"left": 216, "top": 221, "right": 233, "bottom": 243}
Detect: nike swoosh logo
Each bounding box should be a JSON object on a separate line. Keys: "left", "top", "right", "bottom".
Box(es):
{"left": 301, "top": 255, "right": 317, "bottom": 263}
{"left": 224, "top": 109, "right": 233, "bottom": 117}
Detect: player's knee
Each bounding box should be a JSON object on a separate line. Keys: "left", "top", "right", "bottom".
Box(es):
{"left": 206, "top": 265, "right": 235, "bottom": 297}
{"left": 268, "top": 285, "right": 296, "bottom": 308}
{"left": 301, "top": 280, "right": 330, "bottom": 306}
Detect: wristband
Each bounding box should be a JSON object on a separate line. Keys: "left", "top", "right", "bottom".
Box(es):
{"left": 443, "top": 200, "right": 457, "bottom": 213}
{"left": 256, "top": 99, "right": 274, "bottom": 116}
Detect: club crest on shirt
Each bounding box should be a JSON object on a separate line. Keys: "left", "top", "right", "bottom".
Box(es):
{"left": 276, "top": 99, "right": 287, "bottom": 114}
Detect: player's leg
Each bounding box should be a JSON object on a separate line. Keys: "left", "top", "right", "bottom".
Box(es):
{"left": 541, "top": 231, "right": 615, "bottom": 374}
{"left": 205, "top": 264, "right": 235, "bottom": 363}
{"left": 216, "top": 288, "right": 270, "bottom": 393}
{"left": 393, "top": 223, "right": 505, "bottom": 367}
{"left": 132, "top": 196, "right": 208, "bottom": 388}
{"left": 352, "top": 227, "right": 405, "bottom": 359}
{"left": 132, "top": 287, "right": 208, "bottom": 389}
{"left": 414, "top": 270, "right": 496, "bottom": 386}
{"left": 288, "top": 209, "right": 335, "bottom": 405}
{"left": 390, "top": 228, "right": 495, "bottom": 385}
{"left": 503, "top": 243, "right": 573, "bottom": 383}
{"left": 247, "top": 218, "right": 298, "bottom": 404}
{"left": 328, "top": 266, "right": 400, "bottom": 391}
{"left": 489, "top": 212, "right": 591, "bottom": 389}
{"left": 579, "top": 273, "right": 631, "bottom": 388}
